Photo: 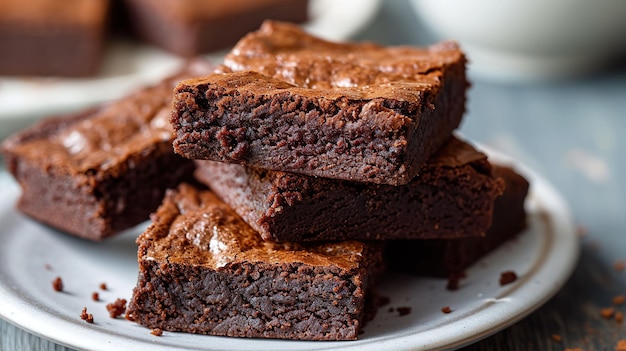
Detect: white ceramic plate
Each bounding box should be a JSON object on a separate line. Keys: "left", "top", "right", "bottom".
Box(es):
{"left": 0, "top": 146, "right": 578, "bottom": 351}
{"left": 0, "top": 0, "right": 382, "bottom": 139}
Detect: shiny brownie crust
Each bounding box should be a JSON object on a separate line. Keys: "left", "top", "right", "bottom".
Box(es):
{"left": 126, "top": 184, "right": 384, "bottom": 340}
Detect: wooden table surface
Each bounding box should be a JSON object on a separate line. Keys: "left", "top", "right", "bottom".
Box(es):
{"left": 1, "top": 1, "right": 625, "bottom": 350}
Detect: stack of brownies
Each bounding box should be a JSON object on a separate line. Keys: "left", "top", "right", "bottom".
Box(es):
{"left": 1, "top": 21, "right": 529, "bottom": 341}
{"left": 125, "top": 21, "right": 528, "bottom": 340}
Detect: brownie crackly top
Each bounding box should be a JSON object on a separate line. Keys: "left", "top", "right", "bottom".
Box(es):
{"left": 219, "top": 20, "right": 463, "bottom": 91}
{"left": 146, "top": 183, "right": 369, "bottom": 271}
{"left": 1, "top": 63, "right": 211, "bottom": 175}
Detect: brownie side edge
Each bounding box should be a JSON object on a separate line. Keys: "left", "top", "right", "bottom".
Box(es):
{"left": 385, "top": 164, "right": 530, "bottom": 278}
{"left": 193, "top": 140, "right": 504, "bottom": 242}
{"left": 172, "top": 73, "right": 424, "bottom": 185}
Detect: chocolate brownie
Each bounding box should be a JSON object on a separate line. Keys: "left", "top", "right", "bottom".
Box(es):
{"left": 385, "top": 165, "right": 529, "bottom": 279}
{"left": 123, "top": 0, "right": 308, "bottom": 56}
{"left": 1, "top": 62, "right": 213, "bottom": 240}
{"left": 193, "top": 136, "right": 504, "bottom": 242}
{"left": 125, "top": 183, "right": 384, "bottom": 341}
{"left": 172, "top": 21, "right": 468, "bottom": 185}
{"left": 0, "top": 0, "right": 109, "bottom": 76}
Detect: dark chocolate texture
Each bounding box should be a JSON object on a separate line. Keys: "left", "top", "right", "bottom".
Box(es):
{"left": 172, "top": 21, "right": 468, "bottom": 185}
{"left": 1, "top": 62, "right": 214, "bottom": 240}
{"left": 193, "top": 136, "right": 505, "bottom": 242}
{"left": 126, "top": 183, "right": 384, "bottom": 341}
{"left": 385, "top": 165, "right": 529, "bottom": 279}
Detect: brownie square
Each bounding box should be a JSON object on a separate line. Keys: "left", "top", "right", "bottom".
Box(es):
{"left": 172, "top": 21, "right": 468, "bottom": 185}
{"left": 125, "top": 183, "right": 384, "bottom": 341}
{"left": 193, "top": 136, "right": 504, "bottom": 242}
{"left": 123, "top": 0, "right": 308, "bottom": 56}
{"left": 0, "top": 0, "right": 109, "bottom": 76}
{"left": 1, "top": 62, "right": 213, "bottom": 240}
{"left": 385, "top": 165, "right": 529, "bottom": 282}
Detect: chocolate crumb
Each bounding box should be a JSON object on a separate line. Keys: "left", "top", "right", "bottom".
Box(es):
{"left": 615, "top": 311, "right": 624, "bottom": 324}
{"left": 92, "top": 292, "right": 100, "bottom": 301}
{"left": 106, "top": 298, "right": 127, "bottom": 318}
{"left": 52, "top": 277, "right": 63, "bottom": 292}
{"left": 551, "top": 334, "right": 562, "bottom": 342}
{"left": 151, "top": 328, "right": 163, "bottom": 336}
{"left": 617, "top": 340, "right": 626, "bottom": 351}
{"left": 397, "top": 307, "right": 411, "bottom": 316}
{"left": 615, "top": 260, "right": 625, "bottom": 272}
{"left": 499, "top": 271, "right": 518, "bottom": 286}
{"left": 441, "top": 306, "right": 452, "bottom": 314}
{"left": 99, "top": 283, "right": 107, "bottom": 290}
{"left": 80, "top": 307, "right": 94, "bottom": 324}
{"left": 613, "top": 295, "right": 625, "bottom": 306}
{"left": 44, "top": 264, "right": 52, "bottom": 271}
{"left": 600, "top": 307, "right": 615, "bottom": 319}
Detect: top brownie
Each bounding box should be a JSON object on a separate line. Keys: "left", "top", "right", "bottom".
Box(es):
{"left": 172, "top": 21, "right": 467, "bottom": 185}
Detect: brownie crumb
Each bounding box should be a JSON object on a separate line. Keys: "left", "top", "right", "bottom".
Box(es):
{"left": 106, "top": 298, "right": 127, "bottom": 318}
{"left": 80, "top": 307, "right": 94, "bottom": 324}
{"left": 151, "top": 328, "right": 163, "bottom": 336}
{"left": 92, "top": 292, "right": 100, "bottom": 301}
{"left": 499, "top": 271, "right": 518, "bottom": 286}
{"left": 44, "top": 264, "right": 52, "bottom": 271}
{"left": 613, "top": 295, "right": 625, "bottom": 306}
{"left": 614, "top": 260, "right": 625, "bottom": 272}
{"left": 52, "top": 277, "right": 63, "bottom": 292}
{"left": 441, "top": 306, "right": 452, "bottom": 314}
{"left": 397, "top": 307, "right": 411, "bottom": 316}
{"left": 600, "top": 307, "right": 615, "bottom": 319}
{"left": 99, "top": 283, "right": 107, "bottom": 290}
{"left": 551, "top": 334, "right": 562, "bottom": 342}
{"left": 617, "top": 340, "right": 626, "bottom": 351}
{"left": 615, "top": 311, "right": 624, "bottom": 324}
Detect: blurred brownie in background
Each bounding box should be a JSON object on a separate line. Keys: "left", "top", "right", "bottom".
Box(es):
{"left": 0, "top": 0, "right": 110, "bottom": 76}
{"left": 123, "top": 0, "right": 308, "bottom": 56}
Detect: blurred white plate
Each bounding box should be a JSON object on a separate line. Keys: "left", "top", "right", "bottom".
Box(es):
{"left": 0, "top": 0, "right": 382, "bottom": 140}
{"left": 0, "top": 146, "right": 579, "bottom": 350}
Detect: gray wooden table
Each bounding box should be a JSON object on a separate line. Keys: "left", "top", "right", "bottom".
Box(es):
{"left": 2, "top": 1, "right": 625, "bottom": 350}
